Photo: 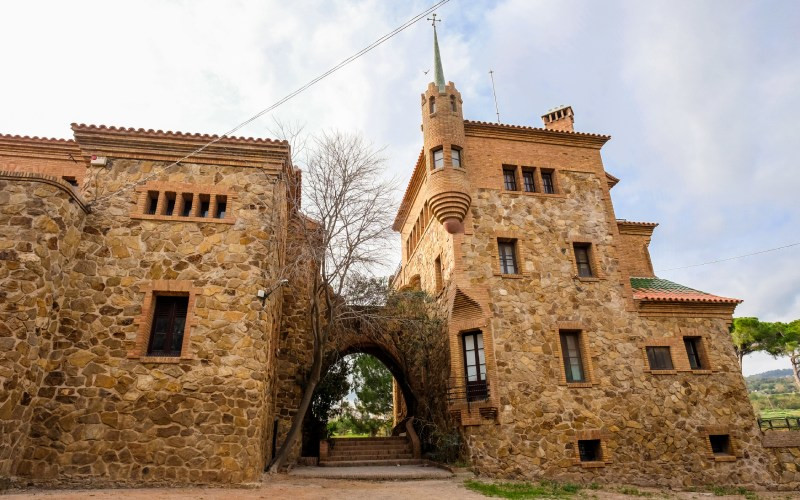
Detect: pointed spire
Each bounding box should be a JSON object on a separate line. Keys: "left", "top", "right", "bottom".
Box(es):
{"left": 430, "top": 14, "right": 446, "bottom": 93}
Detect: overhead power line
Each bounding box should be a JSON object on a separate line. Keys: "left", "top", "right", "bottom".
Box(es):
{"left": 658, "top": 242, "right": 800, "bottom": 272}
{"left": 90, "top": 0, "right": 451, "bottom": 207}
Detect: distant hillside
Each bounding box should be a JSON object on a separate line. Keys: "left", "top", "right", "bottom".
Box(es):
{"left": 747, "top": 369, "right": 793, "bottom": 381}
{"left": 746, "top": 369, "right": 796, "bottom": 395}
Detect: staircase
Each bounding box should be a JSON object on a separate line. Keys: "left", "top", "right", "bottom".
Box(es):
{"left": 319, "top": 436, "right": 422, "bottom": 467}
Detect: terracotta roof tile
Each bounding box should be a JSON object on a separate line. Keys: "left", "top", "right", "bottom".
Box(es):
{"left": 0, "top": 133, "right": 75, "bottom": 144}
{"left": 70, "top": 123, "right": 287, "bottom": 145}
{"left": 630, "top": 277, "right": 742, "bottom": 304}
{"left": 464, "top": 119, "right": 611, "bottom": 139}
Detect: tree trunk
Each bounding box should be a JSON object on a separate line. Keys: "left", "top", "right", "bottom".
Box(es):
{"left": 268, "top": 337, "right": 323, "bottom": 473}
{"left": 791, "top": 351, "right": 800, "bottom": 391}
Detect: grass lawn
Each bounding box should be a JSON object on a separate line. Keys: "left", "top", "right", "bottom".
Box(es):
{"left": 759, "top": 408, "right": 800, "bottom": 419}
{"left": 463, "top": 480, "right": 582, "bottom": 499}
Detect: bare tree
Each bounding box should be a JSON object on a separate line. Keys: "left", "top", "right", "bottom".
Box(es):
{"left": 268, "top": 128, "right": 396, "bottom": 472}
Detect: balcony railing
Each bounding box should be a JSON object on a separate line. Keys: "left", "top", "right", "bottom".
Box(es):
{"left": 447, "top": 377, "right": 490, "bottom": 409}
{"left": 758, "top": 416, "right": 800, "bottom": 432}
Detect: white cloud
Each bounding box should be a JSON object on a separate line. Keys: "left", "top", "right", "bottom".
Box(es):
{"left": 1, "top": 0, "right": 797, "bottom": 374}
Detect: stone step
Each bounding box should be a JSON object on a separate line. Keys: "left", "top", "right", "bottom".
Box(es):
{"left": 326, "top": 453, "right": 414, "bottom": 461}
{"left": 318, "top": 458, "right": 424, "bottom": 468}
{"left": 329, "top": 437, "right": 407, "bottom": 444}
{"left": 329, "top": 449, "right": 411, "bottom": 456}
{"left": 329, "top": 443, "right": 411, "bottom": 451}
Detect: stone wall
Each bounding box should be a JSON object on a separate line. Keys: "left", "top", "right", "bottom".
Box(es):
{"left": 457, "top": 169, "right": 774, "bottom": 488}
{"left": 0, "top": 172, "right": 88, "bottom": 480}
{"left": 11, "top": 159, "right": 288, "bottom": 486}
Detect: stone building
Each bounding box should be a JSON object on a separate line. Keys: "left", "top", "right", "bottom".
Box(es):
{"left": 390, "top": 26, "right": 799, "bottom": 488}
{"left": 0, "top": 28, "right": 798, "bottom": 490}
{"left": 0, "top": 125, "right": 299, "bottom": 485}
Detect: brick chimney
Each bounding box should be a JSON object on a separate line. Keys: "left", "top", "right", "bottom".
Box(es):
{"left": 541, "top": 105, "right": 574, "bottom": 132}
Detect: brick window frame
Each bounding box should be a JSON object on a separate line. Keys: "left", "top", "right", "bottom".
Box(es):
{"left": 128, "top": 280, "right": 200, "bottom": 363}
{"left": 493, "top": 233, "right": 528, "bottom": 278}
{"left": 572, "top": 430, "right": 612, "bottom": 467}
{"left": 554, "top": 322, "right": 597, "bottom": 388}
{"left": 640, "top": 335, "right": 715, "bottom": 374}
{"left": 682, "top": 335, "right": 713, "bottom": 374}
{"left": 500, "top": 164, "right": 564, "bottom": 197}
{"left": 132, "top": 181, "right": 236, "bottom": 224}
{"left": 640, "top": 339, "right": 677, "bottom": 374}
{"left": 700, "top": 425, "right": 739, "bottom": 462}
{"left": 568, "top": 240, "right": 604, "bottom": 281}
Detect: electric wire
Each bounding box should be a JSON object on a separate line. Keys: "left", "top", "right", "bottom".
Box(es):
{"left": 658, "top": 242, "right": 800, "bottom": 272}
{"left": 89, "top": 0, "right": 451, "bottom": 207}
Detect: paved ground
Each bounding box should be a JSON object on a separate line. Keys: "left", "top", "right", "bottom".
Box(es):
{"left": 4, "top": 471, "right": 797, "bottom": 499}
{"left": 288, "top": 463, "right": 453, "bottom": 480}
{"left": 2, "top": 475, "right": 482, "bottom": 500}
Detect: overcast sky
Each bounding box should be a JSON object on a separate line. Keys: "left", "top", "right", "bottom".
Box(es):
{"left": 1, "top": 0, "right": 797, "bottom": 376}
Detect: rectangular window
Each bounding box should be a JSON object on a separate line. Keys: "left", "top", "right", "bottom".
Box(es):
{"left": 450, "top": 95, "right": 457, "bottom": 112}
{"left": 462, "top": 331, "right": 487, "bottom": 402}
{"left": 432, "top": 148, "right": 444, "bottom": 169}
{"left": 560, "top": 331, "right": 586, "bottom": 383}
{"left": 541, "top": 170, "right": 555, "bottom": 194}
{"left": 503, "top": 167, "right": 518, "bottom": 191}
{"left": 199, "top": 194, "right": 211, "bottom": 218}
{"left": 684, "top": 337, "right": 704, "bottom": 370}
{"left": 498, "top": 239, "right": 518, "bottom": 274}
{"left": 578, "top": 439, "right": 602, "bottom": 462}
{"left": 181, "top": 193, "right": 194, "bottom": 217}
{"left": 145, "top": 191, "right": 159, "bottom": 215}
{"left": 147, "top": 295, "right": 189, "bottom": 357}
{"left": 573, "top": 243, "right": 594, "bottom": 278}
{"left": 646, "top": 346, "right": 674, "bottom": 370}
{"left": 434, "top": 256, "right": 443, "bottom": 291}
{"left": 709, "top": 434, "right": 732, "bottom": 456}
{"left": 451, "top": 147, "right": 461, "bottom": 168}
{"left": 215, "top": 195, "right": 227, "bottom": 219}
{"left": 429, "top": 96, "right": 436, "bottom": 114}
{"left": 164, "top": 192, "right": 176, "bottom": 216}
{"left": 522, "top": 168, "right": 536, "bottom": 192}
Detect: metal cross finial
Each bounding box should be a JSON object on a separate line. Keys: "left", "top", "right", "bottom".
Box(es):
{"left": 427, "top": 13, "right": 441, "bottom": 28}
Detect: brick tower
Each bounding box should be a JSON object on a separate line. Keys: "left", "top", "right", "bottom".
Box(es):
{"left": 421, "top": 20, "right": 470, "bottom": 234}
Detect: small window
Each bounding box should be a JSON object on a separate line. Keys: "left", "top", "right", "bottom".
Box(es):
{"left": 578, "top": 439, "right": 602, "bottom": 462}
{"left": 147, "top": 295, "right": 189, "bottom": 357}
{"left": 199, "top": 194, "right": 211, "bottom": 218}
{"left": 432, "top": 148, "right": 444, "bottom": 169}
{"left": 709, "top": 434, "right": 732, "bottom": 456}
{"left": 451, "top": 147, "right": 462, "bottom": 168}
{"left": 573, "top": 243, "right": 594, "bottom": 278}
{"left": 429, "top": 96, "right": 436, "bottom": 114}
{"left": 646, "top": 346, "right": 674, "bottom": 370}
{"left": 560, "top": 331, "right": 586, "bottom": 383}
{"left": 498, "top": 239, "right": 518, "bottom": 274}
{"left": 145, "top": 191, "right": 159, "bottom": 215}
{"left": 522, "top": 169, "right": 536, "bottom": 192}
{"left": 434, "top": 256, "right": 443, "bottom": 291}
{"left": 541, "top": 170, "right": 555, "bottom": 194}
{"left": 164, "top": 192, "right": 176, "bottom": 216}
{"left": 503, "top": 167, "right": 518, "bottom": 191}
{"left": 62, "top": 176, "right": 78, "bottom": 187}
{"left": 684, "top": 337, "right": 704, "bottom": 370}
{"left": 215, "top": 195, "right": 227, "bottom": 219}
{"left": 181, "top": 193, "right": 194, "bottom": 217}
{"left": 450, "top": 95, "right": 457, "bottom": 112}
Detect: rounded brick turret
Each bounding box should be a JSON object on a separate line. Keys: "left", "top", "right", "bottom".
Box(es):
{"left": 421, "top": 80, "right": 470, "bottom": 234}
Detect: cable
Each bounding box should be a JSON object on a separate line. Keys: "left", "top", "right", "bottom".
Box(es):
{"left": 89, "top": 0, "right": 451, "bottom": 207}
{"left": 658, "top": 242, "right": 800, "bottom": 272}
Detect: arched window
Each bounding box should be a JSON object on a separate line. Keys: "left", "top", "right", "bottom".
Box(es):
{"left": 429, "top": 96, "right": 436, "bottom": 114}
{"left": 450, "top": 95, "right": 457, "bottom": 112}
{"left": 451, "top": 147, "right": 462, "bottom": 168}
